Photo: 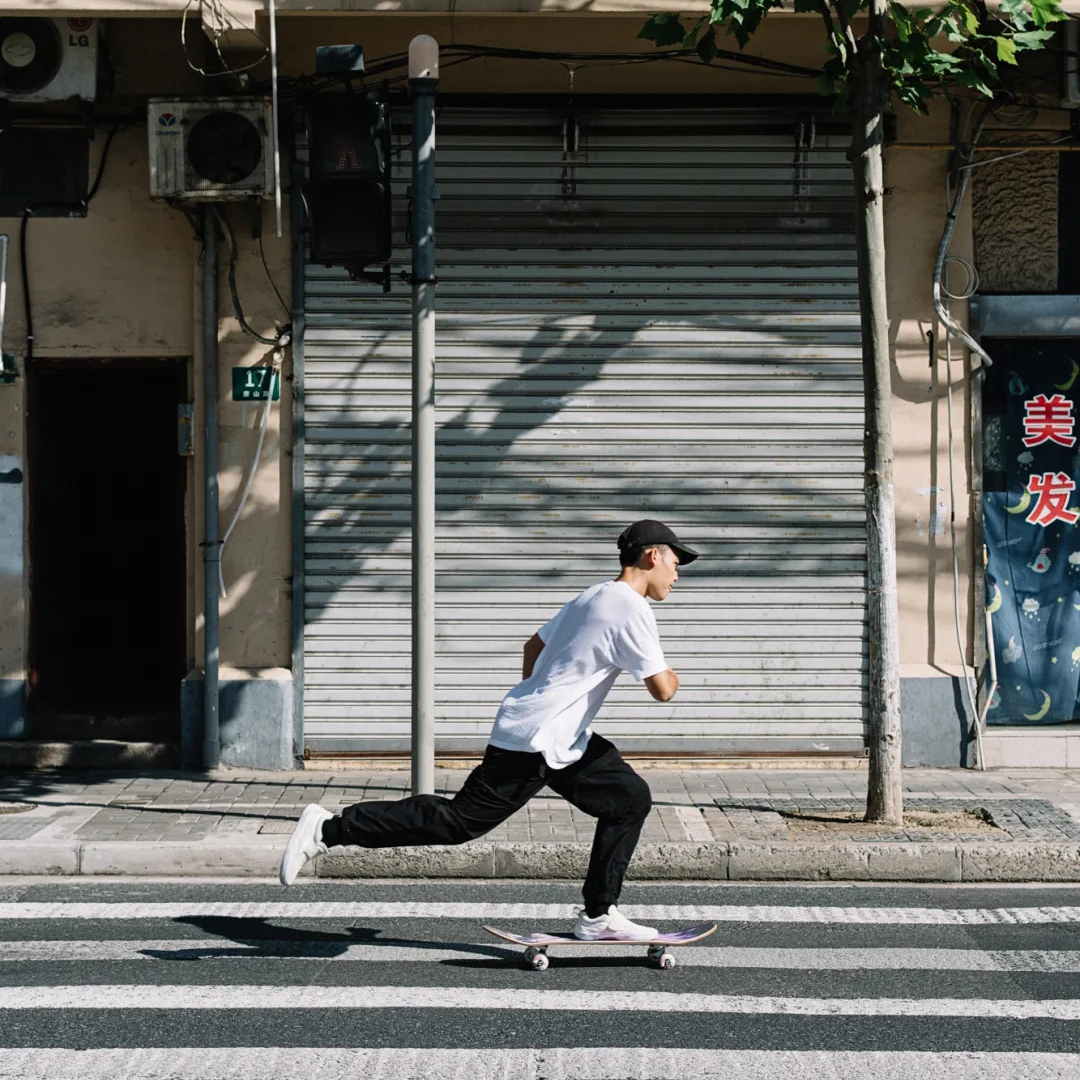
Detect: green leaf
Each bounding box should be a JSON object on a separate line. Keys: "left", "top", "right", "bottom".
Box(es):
{"left": 1027, "top": 0, "right": 1066, "bottom": 28}
{"left": 995, "top": 34, "right": 1019, "bottom": 63}
{"left": 997, "top": 0, "right": 1033, "bottom": 30}
{"left": 953, "top": 66, "right": 994, "bottom": 94}
{"left": 955, "top": 2, "right": 980, "bottom": 34}
{"left": 1012, "top": 27, "right": 1056, "bottom": 48}
{"left": 924, "top": 14, "right": 948, "bottom": 37}
{"left": 637, "top": 12, "right": 687, "bottom": 45}
{"left": 896, "top": 81, "right": 932, "bottom": 112}
{"left": 696, "top": 28, "right": 718, "bottom": 62}
{"left": 891, "top": 3, "right": 912, "bottom": 40}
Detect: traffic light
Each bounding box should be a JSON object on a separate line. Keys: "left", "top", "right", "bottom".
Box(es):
{"left": 303, "top": 93, "right": 392, "bottom": 271}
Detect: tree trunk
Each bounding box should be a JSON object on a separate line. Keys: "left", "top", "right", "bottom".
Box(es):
{"left": 849, "top": 6, "right": 903, "bottom": 825}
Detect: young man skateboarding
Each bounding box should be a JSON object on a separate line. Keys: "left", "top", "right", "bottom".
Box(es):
{"left": 279, "top": 519, "right": 698, "bottom": 941}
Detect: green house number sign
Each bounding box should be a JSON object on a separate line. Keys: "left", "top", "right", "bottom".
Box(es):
{"left": 232, "top": 367, "right": 280, "bottom": 401}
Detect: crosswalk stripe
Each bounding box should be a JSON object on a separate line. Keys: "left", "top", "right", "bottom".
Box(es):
{"left": 5, "top": 940, "right": 1080, "bottom": 971}
{"left": 1, "top": 1048, "right": 1079, "bottom": 1080}
{"left": 2, "top": 985, "right": 1079, "bottom": 1018}
{"left": 2, "top": 902, "right": 1080, "bottom": 923}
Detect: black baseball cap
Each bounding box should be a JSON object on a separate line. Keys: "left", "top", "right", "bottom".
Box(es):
{"left": 617, "top": 519, "right": 699, "bottom": 565}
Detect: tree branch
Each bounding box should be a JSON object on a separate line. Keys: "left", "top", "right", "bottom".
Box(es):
{"left": 818, "top": 3, "right": 838, "bottom": 45}
{"left": 831, "top": 2, "right": 859, "bottom": 53}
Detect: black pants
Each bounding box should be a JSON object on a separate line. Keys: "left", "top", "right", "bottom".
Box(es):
{"left": 329, "top": 734, "right": 652, "bottom": 914}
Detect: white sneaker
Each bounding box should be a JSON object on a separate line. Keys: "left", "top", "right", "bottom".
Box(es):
{"left": 279, "top": 804, "right": 333, "bottom": 886}
{"left": 573, "top": 905, "right": 658, "bottom": 941}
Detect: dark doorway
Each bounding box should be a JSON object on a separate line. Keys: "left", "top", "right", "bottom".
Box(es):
{"left": 27, "top": 360, "right": 187, "bottom": 741}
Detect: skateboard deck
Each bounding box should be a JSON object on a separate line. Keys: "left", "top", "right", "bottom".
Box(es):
{"left": 483, "top": 922, "right": 716, "bottom": 970}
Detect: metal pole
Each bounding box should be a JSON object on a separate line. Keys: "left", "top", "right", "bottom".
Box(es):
{"left": 409, "top": 36, "right": 438, "bottom": 796}
{"left": 268, "top": 0, "right": 282, "bottom": 238}
{"left": 202, "top": 205, "right": 221, "bottom": 770}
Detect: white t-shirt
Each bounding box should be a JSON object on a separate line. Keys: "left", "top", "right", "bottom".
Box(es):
{"left": 488, "top": 579, "right": 669, "bottom": 768}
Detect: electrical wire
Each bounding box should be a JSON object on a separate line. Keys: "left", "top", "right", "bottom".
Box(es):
{"left": 941, "top": 254, "right": 979, "bottom": 301}
{"left": 961, "top": 135, "right": 1074, "bottom": 172}
{"left": 218, "top": 345, "right": 281, "bottom": 599}
{"left": 438, "top": 42, "right": 822, "bottom": 78}
{"left": 85, "top": 121, "right": 124, "bottom": 205}
{"left": 181, "top": 0, "right": 269, "bottom": 78}
{"left": 208, "top": 205, "right": 288, "bottom": 599}
{"left": 941, "top": 268, "right": 984, "bottom": 769}
{"left": 933, "top": 104, "right": 993, "bottom": 368}
{"left": 213, "top": 205, "right": 285, "bottom": 346}
{"left": 989, "top": 101, "right": 1039, "bottom": 128}
{"left": 259, "top": 228, "right": 290, "bottom": 316}
{"left": 343, "top": 42, "right": 822, "bottom": 84}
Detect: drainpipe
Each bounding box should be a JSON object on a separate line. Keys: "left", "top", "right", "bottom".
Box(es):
{"left": 202, "top": 205, "right": 221, "bottom": 770}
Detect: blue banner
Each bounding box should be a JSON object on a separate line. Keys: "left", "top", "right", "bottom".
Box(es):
{"left": 983, "top": 345, "right": 1080, "bottom": 724}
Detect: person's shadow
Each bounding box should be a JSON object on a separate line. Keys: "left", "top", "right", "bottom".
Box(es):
{"left": 138, "top": 915, "right": 513, "bottom": 964}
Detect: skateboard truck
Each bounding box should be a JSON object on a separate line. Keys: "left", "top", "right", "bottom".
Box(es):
{"left": 523, "top": 942, "right": 675, "bottom": 971}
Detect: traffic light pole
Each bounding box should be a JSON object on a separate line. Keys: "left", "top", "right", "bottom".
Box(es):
{"left": 409, "top": 36, "right": 438, "bottom": 796}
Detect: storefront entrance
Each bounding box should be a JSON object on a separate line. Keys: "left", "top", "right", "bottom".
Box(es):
{"left": 27, "top": 359, "right": 188, "bottom": 741}
{"left": 300, "top": 103, "right": 870, "bottom": 755}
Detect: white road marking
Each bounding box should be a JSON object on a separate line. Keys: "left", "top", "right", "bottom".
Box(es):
{"left": 1, "top": 1049, "right": 1079, "bottom": 1080}
{"left": 2, "top": 985, "right": 1079, "bottom": 1018}
{"left": 4, "top": 940, "right": 1080, "bottom": 972}
{"left": 2, "top": 902, "right": 1080, "bottom": 923}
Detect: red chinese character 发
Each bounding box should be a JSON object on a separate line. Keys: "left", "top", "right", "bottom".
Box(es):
{"left": 1022, "top": 393, "right": 1077, "bottom": 448}
{"left": 1026, "top": 472, "right": 1080, "bottom": 527}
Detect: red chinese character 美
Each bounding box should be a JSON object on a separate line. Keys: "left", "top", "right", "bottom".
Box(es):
{"left": 1026, "top": 472, "right": 1080, "bottom": 527}
{"left": 1022, "top": 393, "right": 1077, "bottom": 448}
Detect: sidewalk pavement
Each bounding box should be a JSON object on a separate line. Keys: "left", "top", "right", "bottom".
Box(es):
{"left": 4, "top": 764, "right": 1080, "bottom": 881}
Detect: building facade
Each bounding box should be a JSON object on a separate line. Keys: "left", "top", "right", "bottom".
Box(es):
{"left": 0, "top": 0, "right": 1075, "bottom": 769}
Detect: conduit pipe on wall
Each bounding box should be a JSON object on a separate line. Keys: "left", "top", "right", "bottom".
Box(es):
{"left": 203, "top": 204, "right": 221, "bottom": 770}
{"left": 933, "top": 108, "right": 993, "bottom": 368}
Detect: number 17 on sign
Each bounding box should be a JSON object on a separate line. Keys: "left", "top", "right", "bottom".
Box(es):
{"left": 231, "top": 367, "right": 280, "bottom": 401}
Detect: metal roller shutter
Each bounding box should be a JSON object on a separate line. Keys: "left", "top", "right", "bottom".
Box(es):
{"left": 301, "top": 105, "right": 868, "bottom": 754}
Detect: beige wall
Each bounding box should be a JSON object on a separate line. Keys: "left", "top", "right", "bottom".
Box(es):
{"left": 2, "top": 10, "right": 1011, "bottom": 722}
{"left": 0, "top": 18, "right": 293, "bottom": 692}
{"left": 885, "top": 100, "right": 977, "bottom": 682}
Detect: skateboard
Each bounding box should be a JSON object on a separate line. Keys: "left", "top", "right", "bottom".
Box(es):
{"left": 483, "top": 922, "right": 717, "bottom": 971}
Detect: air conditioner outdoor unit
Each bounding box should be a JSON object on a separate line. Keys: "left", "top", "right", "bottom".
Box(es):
{"left": 148, "top": 97, "right": 273, "bottom": 201}
{"left": 0, "top": 16, "right": 98, "bottom": 102}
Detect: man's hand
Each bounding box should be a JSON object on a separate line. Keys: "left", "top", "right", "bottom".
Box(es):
{"left": 522, "top": 632, "right": 545, "bottom": 680}
{"left": 644, "top": 668, "right": 680, "bottom": 702}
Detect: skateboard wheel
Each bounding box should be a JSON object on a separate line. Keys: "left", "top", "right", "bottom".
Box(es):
{"left": 646, "top": 945, "right": 664, "bottom": 961}
{"left": 658, "top": 952, "right": 675, "bottom": 971}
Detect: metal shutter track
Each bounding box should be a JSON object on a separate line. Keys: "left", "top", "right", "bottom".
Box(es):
{"left": 302, "top": 107, "right": 868, "bottom": 752}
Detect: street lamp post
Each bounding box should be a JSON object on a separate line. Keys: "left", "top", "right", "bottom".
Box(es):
{"left": 409, "top": 35, "right": 438, "bottom": 796}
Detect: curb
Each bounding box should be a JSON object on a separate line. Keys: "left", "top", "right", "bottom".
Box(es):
{"left": 3, "top": 840, "right": 1080, "bottom": 881}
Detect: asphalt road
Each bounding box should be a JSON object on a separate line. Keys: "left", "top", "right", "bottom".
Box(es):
{"left": 1, "top": 879, "right": 1080, "bottom": 1078}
